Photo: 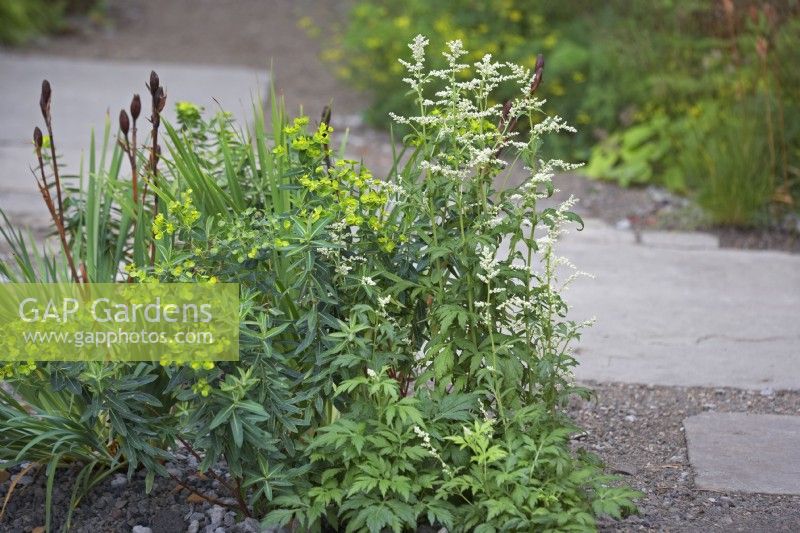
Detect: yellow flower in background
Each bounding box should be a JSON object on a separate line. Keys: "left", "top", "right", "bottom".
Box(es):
{"left": 296, "top": 16, "right": 313, "bottom": 30}
{"left": 394, "top": 16, "right": 410, "bottom": 29}
{"left": 508, "top": 9, "right": 523, "bottom": 22}
{"left": 577, "top": 112, "right": 591, "bottom": 124}
{"left": 550, "top": 81, "right": 566, "bottom": 96}
{"left": 572, "top": 71, "right": 586, "bottom": 83}
{"left": 544, "top": 33, "right": 558, "bottom": 49}
{"left": 322, "top": 48, "right": 343, "bottom": 63}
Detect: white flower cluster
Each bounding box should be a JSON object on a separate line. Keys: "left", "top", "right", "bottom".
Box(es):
{"left": 413, "top": 425, "right": 452, "bottom": 476}
{"left": 477, "top": 245, "right": 501, "bottom": 284}
{"left": 392, "top": 36, "right": 549, "bottom": 183}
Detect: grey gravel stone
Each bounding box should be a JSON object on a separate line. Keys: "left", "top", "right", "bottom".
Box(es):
{"left": 110, "top": 474, "right": 128, "bottom": 488}
{"left": 187, "top": 520, "right": 200, "bottom": 533}
{"left": 208, "top": 505, "right": 225, "bottom": 527}
{"left": 233, "top": 517, "right": 264, "bottom": 533}
{"left": 132, "top": 526, "right": 153, "bottom": 533}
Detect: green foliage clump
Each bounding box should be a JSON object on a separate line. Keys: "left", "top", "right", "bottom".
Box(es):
{"left": 0, "top": 0, "right": 101, "bottom": 45}
{"left": 0, "top": 38, "right": 637, "bottom": 531}
{"left": 328, "top": 0, "right": 800, "bottom": 226}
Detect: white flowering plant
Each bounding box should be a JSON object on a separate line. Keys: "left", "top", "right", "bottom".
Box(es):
{"left": 262, "top": 36, "right": 638, "bottom": 530}
{"left": 0, "top": 38, "right": 637, "bottom": 531}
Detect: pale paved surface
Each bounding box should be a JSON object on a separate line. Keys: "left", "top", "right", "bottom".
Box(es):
{"left": 557, "top": 221, "right": 800, "bottom": 391}
{"left": 0, "top": 53, "right": 267, "bottom": 230}
{"left": 684, "top": 412, "right": 800, "bottom": 495}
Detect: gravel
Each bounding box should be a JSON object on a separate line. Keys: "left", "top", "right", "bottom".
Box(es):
{"left": 0, "top": 452, "right": 282, "bottom": 533}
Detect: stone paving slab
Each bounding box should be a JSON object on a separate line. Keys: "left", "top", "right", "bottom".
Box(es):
{"left": 555, "top": 221, "right": 800, "bottom": 390}
{"left": 0, "top": 53, "right": 267, "bottom": 229}
{"left": 684, "top": 412, "right": 800, "bottom": 495}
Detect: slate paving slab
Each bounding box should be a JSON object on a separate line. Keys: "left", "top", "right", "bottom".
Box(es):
{"left": 684, "top": 412, "right": 800, "bottom": 495}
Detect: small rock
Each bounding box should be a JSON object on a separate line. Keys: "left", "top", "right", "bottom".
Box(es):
{"left": 17, "top": 475, "right": 34, "bottom": 486}
{"left": 609, "top": 463, "right": 639, "bottom": 476}
{"left": 110, "top": 473, "right": 128, "bottom": 488}
{"left": 720, "top": 496, "right": 734, "bottom": 507}
{"left": 224, "top": 511, "right": 237, "bottom": 526}
{"left": 152, "top": 509, "right": 185, "bottom": 533}
{"left": 31, "top": 527, "right": 45, "bottom": 533}
{"left": 624, "top": 414, "right": 637, "bottom": 422}
{"left": 187, "top": 520, "right": 200, "bottom": 533}
{"left": 132, "top": 527, "right": 153, "bottom": 533}
{"left": 760, "top": 387, "right": 775, "bottom": 397}
{"left": 234, "top": 517, "right": 262, "bottom": 533}
{"left": 0, "top": 470, "right": 10, "bottom": 482}
{"left": 208, "top": 505, "right": 225, "bottom": 527}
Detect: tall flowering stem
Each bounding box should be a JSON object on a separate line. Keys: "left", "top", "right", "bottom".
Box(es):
{"left": 390, "top": 35, "right": 586, "bottom": 415}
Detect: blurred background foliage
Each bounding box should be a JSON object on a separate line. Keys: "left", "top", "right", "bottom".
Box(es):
{"left": 323, "top": 0, "right": 799, "bottom": 226}
{"left": 0, "top": 0, "right": 102, "bottom": 45}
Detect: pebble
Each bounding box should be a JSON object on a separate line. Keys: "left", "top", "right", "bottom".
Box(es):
{"left": 760, "top": 387, "right": 775, "bottom": 397}
{"left": 187, "top": 521, "right": 200, "bottom": 533}
{"left": 208, "top": 505, "right": 225, "bottom": 527}
{"left": 624, "top": 414, "right": 637, "bottom": 422}
{"left": 110, "top": 473, "right": 128, "bottom": 488}
{"left": 235, "top": 517, "right": 263, "bottom": 533}
{"left": 132, "top": 527, "right": 152, "bottom": 533}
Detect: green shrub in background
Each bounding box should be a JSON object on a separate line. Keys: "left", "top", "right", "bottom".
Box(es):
{"left": 329, "top": 0, "right": 800, "bottom": 226}
{"left": 0, "top": 0, "right": 101, "bottom": 45}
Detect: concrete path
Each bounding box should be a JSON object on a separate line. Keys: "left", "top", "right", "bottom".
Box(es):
{"left": 0, "top": 53, "right": 267, "bottom": 231}
{"left": 558, "top": 220, "right": 800, "bottom": 391}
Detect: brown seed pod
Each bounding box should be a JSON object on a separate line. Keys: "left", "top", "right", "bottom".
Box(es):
{"left": 149, "top": 70, "right": 160, "bottom": 96}
{"left": 501, "top": 99, "right": 512, "bottom": 121}
{"left": 119, "top": 109, "right": 130, "bottom": 136}
{"left": 33, "top": 126, "right": 43, "bottom": 149}
{"left": 130, "top": 94, "right": 142, "bottom": 121}
{"left": 155, "top": 87, "right": 167, "bottom": 113}
{"left": 40, "top": 79, "right": 52, "bottom": 117}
